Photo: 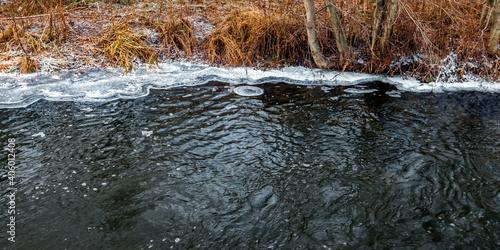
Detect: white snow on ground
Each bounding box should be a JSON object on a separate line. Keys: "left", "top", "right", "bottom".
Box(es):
{"left": 0, "top": 62, "right": 498, "bottom": 108}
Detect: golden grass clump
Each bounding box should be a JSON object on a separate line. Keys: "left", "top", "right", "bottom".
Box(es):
{"left": 0, "top": 8, "right": 68, "bottom": 54}
{"left": 18, "top": 55, "right": 39, "bottom": 74}
{"left": 0, "top": 23, "right": 23, "bottom": 43}
{"left": 1, "top": 0, "right": 62, "bottom": 16}
{"left": 153, "top": 18, "right": 197, "bottom": 57}
{"left": 0, "top": 53, "right": 15, "bottom": 72}
{"left": 204, "top": 9, "right": 308, "bottom": 67}
{"left": 41, "top": 8, "right": 70, "bottom": 44}
{"left": 98, "top": 21, "right": 158, "bottom": 73}
{"left": 0, "top": 22, "right": 44, "bottom": 53}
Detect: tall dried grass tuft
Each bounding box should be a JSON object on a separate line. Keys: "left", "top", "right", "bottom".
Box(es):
{"left": 0, "top": 23, "right": 23, "bottom": 44}
{"left": 98, "top": 21, "right": 158, "bottom": 73}
{"left": 18, "top": 54, "right": 39, "bottom": 74}
{"left": 42, "top": 7, "right": 70, "bottom": 44}
{"left": 204, "top": 9, "right": 308, "bottom": 67}
{"left": 153, "top": 18, "right": 197, "bottom": 57}
{"left": 0, "top": 9, "right": 68, "bottom": 54}
{"left": 0, "top": 22, "right": 43, "bottom": 53}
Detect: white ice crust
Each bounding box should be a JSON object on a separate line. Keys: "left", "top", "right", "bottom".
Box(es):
{"left": 0, "top": 62, "right": 498, "bottom": 108}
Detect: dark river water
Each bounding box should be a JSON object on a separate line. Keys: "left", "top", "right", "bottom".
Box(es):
{"left": 0, "top": 82, "right": 499, "bottom": 249}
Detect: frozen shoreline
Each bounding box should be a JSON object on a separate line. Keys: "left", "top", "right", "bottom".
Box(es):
{"left": 0, "top": 62, "right": 498, "bottom": 108}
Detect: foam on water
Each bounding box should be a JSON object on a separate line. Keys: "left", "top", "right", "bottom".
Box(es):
{"left": 0, "top": 62, "right": 498, "bottom": 108}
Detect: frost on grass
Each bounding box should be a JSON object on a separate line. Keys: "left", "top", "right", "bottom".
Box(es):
{"left": 437, "top": 53, "right": 460, "bottom": 82}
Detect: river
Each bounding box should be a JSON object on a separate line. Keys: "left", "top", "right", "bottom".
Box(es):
{"left": 0, "top": 77, "right": 498, "bottom": 249}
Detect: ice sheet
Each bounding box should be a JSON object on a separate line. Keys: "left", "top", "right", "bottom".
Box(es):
{"left": 0, "top": 62, "right": 498, "bottom": 108}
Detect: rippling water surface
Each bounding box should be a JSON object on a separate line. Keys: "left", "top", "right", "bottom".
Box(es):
{"left": 0, "top": 82, "right": 499, "bottom": 249}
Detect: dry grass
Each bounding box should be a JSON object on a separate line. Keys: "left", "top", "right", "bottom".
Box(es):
{"left": 0, "top": 0, "right": 129, "bottom": 16}
{"left": 0, "top": 7, "right": 69, "bottom": 53}
{"left": 0, "top": 22, "right": 23, "bottom": 44}
{"left": 153, "top": 18, "right": 197, "bottom": 58}
{"left": 204, "top": 9, "right": 308, "bottom": 67}
{"left": 41, "top": 7, "right": 70, "bottom": 44}
{"left": 0, "top": 52, "right": 16, "bottom": 72}
{"left": 98, "top": 21, "right": 158, "bottom": 72}
{"left": 291, "top": 0, "right": 499, "bottom": 80}
{"left": 18, "top": 54, "right": 39, "bottom": 73}
{"left": 1, "top": 0, "right": 60, "bottom": 16}
{"left": 0, "top": 22, "right": 44, "bottom": 53}
{"left": 386, "top": 0, "right": 491, "bottom": 79}
{"left": 0, "top": 0, "right": 497, "bottom": 81}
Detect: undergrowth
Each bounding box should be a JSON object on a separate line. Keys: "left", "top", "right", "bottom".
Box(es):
{"left": 0, "top": 0, "right": 497, "bottom": 81}
{"left": 18, "top": 54, "right": 39, "bottom": 73}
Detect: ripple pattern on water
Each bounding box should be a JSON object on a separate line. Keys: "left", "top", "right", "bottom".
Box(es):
{"left": 0, "top": 83, "right": 499, "bottom": 249}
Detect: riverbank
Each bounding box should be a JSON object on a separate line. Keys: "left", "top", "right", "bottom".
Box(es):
{"left": 0, "top": 0, "right": 499, "bottom": 83}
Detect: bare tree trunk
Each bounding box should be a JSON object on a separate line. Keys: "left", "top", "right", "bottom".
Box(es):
{"left": 325, "top": 0, "right": 349, "bottom": 61}
{"left": 371, "top": 0, "right": 399, "bottom": 57}
{"left": 481, "top": 0, "right": 491, "bottom": 25}
{"left": 488, "top": 0, "right": 500, "bottom": 55}
{"left": 303, "top": 0, "right": 330, "bottom": 68}
{"left": 481, "top": 0, "right": 497, "bottom": 25}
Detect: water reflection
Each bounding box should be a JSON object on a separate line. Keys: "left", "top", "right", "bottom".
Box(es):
{"left": 0, "top": 82, "right": 499, "bottom": 249}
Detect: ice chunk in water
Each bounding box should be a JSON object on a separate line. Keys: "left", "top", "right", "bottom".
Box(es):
{"left": 233, "top": 86, "right": 264, "bottom": 96}
{"left": 343, "top": 88, "right": 378, "bottom": 94}
{"left": 141, "top": 131, "right": 153, "bottom": 137}
{"left": 32, "top": 132, "right": 46, "bottom": 137}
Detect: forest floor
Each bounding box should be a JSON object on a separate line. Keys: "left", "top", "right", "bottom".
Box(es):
{"left": 0, "top": 0, "right": 499, "bottom": 83}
